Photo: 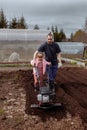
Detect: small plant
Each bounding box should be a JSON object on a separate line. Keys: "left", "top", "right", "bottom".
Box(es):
{"left": 85, "top": 61, "right": 87, "bottom": 65}
{"left": 80, "top": 65, "right": 85, "bottom": 68}
{"left": 0, "top": 108, "right": 5, "bottom": 115}
{"left": 70, "top": 61, "right": 77, "bottom": 65}
{"left": 14, "top": 116, "right": 23, "bottom": 123}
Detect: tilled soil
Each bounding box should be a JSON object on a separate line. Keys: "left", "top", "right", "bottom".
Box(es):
{"left": 0, "top": 67, "right": 87, "bottom": 130}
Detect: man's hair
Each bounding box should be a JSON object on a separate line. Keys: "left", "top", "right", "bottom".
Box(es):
{"left": 47, "top": 32, "right": 53, "bottom": 37}
{"left": 48, "top": 32, "right": 53, "bottom": 36}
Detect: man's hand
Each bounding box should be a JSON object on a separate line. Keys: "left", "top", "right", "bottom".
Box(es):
{"left": 58, "top": 62, "right": 62, "bottom": 68}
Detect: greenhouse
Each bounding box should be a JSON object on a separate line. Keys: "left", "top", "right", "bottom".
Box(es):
{"left": 0, "top": 29, "right": 50, "bottom": 41}
{"left": 0, "top": 29, "right": 86, "bottom": 62}
{"left": 58, "top": 42, "right": 84, "bottom": 54}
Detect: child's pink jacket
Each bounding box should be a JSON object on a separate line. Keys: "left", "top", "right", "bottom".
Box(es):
{"left": 31, "top": 59, "right": 50, "bottom": 75}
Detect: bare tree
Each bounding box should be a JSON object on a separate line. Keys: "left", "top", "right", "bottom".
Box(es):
{"left": 84, "top": 17, "right": 87, "bottom": 32}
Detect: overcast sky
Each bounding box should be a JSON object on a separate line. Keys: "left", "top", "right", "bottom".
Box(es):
{"left": 0, "top": 0, "right": 87, "bottom": 37}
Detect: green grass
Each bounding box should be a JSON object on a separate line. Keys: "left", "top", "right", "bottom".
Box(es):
{"left": 0, "top": 63, "right": 31, "bottom": 67}
{"left": 70, "top": 61, "right": 77, "bottom": 65}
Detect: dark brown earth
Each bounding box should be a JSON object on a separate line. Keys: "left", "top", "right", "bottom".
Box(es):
{"left": 0, "top": 67, "right": 87, "bottom": 130}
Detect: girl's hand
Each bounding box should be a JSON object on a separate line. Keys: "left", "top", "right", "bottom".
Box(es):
{"left": 31, "top": 60, "right": 36, "bottom": 67}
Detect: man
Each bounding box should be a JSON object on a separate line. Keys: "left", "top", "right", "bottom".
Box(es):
{"left": 33, "top": 32, "right": 62, "bottom": 89}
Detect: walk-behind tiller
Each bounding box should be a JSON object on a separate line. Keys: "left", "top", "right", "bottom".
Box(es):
{"left": 30, "top": 66, "right": 61, "bottom": 109}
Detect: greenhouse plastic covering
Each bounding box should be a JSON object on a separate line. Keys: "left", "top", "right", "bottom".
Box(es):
{"left": 58, "top": 42, "right": 84, "bottom": 54}
{"left": 0, "top": 29, "right": 85, "bottom": 56}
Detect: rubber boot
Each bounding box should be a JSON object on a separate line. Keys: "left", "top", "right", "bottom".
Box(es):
{"left": 49, "top": 80, "right": 54, "bottom": 90}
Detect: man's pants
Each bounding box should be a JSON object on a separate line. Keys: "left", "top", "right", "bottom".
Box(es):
{"left": 46, "top": 64, "right": 58, "bottom": 82}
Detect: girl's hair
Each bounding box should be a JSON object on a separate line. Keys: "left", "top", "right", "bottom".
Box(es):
{"left": 37, "top": 52, "right": 43, "bottom": 58}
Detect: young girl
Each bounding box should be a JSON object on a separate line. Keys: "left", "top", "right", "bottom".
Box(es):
{"left": 31, "top": 52, "right": 51, "bottom": 88}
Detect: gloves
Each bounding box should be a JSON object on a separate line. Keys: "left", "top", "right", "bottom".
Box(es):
{"left": 58, "top": 62, "right": 62, "bottom": 68}
{"left": 30, "top": 59, "right": 36, "bottom": 67}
